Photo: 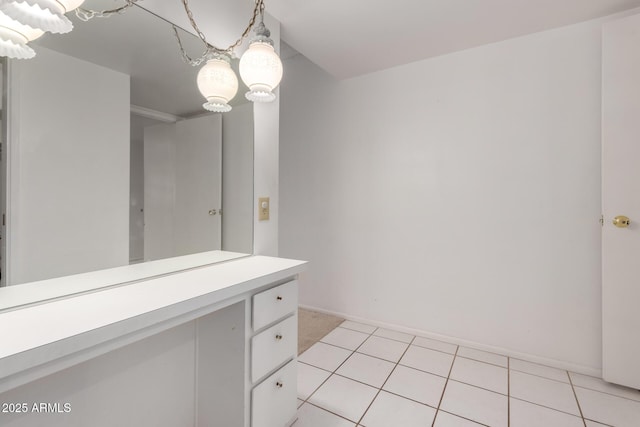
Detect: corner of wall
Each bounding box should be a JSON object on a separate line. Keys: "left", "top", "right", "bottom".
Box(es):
{"left": 252, "top": 12, "right": 280, "bottom": 257}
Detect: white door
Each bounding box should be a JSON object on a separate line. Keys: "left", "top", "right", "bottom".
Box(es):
{"left": 144, "top": 114, "right": 222, "bottom": 261}
{"left": 602, "top": 13, "right": 640, "bottom": 389}
{"left": 173, "top": 115, "right": 222, "bottom": 255}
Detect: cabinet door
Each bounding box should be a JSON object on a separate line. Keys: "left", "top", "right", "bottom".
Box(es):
{"left": 252, "top": 360, "right": 297, "bottom": 427}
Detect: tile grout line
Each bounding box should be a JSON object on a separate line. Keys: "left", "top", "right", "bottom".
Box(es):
{"left": 567, "top": 370, "right": 588, "bottom": 427}
{"left": 321, "top": 339, "right": 512, "bottom": 390}
{"left": 457, "top": 354, "right": 509, "bottom": 369}
{"left": 509, "top": 395, "right": 589, "bottom": 419}
{"left": 330, "top": 370, "right": 514, "bottom": 402}
{"left": 307, "top": 336, "right": 593, "bottom": 424}
{"left": 336, "top": 325, "right": 382, "bottom": 425}
{"left": 355, "top": 344, "right": 455, "bottom": 367}
{"left": 431, "top": 345, "right": 460, "bottom": 427}
{"left": 339, "top": 325, "right": 379, "bottom": 335}
{"left": 355, "top": 334, "right": 417, "bottom": 426}
{"left": 322, "top": 336, "right": 583, "bottom": 390}
{"left": 303, "top": 401, "right": 362, "bottom": 425}
{"left": 300, "top": 321, "right": 377, "bottom": 425}
{"left": 510, "top": 368, "right": 576, "bottom": 386}
{"left": 304, "top": 321, "right": 600, "bottom": 426}
{"left": 349, "top": 326, "right": 424, "bottom": 345}
{"left": 338, "top": 325, "right": 636, "bottom": 400}
{"left": 298, "top": 323, "right": 379, "bottom": 416}
{"left": 436, "top": 409, "right": 492, "bottom": 427}
{"left": 571, "top": 383, "right": 640, "bottom": 404}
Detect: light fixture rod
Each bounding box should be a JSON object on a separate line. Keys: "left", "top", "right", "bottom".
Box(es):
{"left": 179, "top": 0, "right": 265, "bottom": 55}
{"left": 75, "top": 0, "right": 137, "bottom": 21}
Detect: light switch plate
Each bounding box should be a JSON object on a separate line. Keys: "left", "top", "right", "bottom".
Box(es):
{"left": 258, "top": 197, "right": 270, "bottom": 221}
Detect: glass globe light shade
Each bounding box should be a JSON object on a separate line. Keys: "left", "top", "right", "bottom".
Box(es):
{"left": 0, "top": 11, "right": 43, "bottom": 59}
{"left": 58, "top": 0, "right": 85, "bottom": 12}
{"left": 196, "top": 56, "right": 238, "bottom": 113}
{"left": 0, "top": 0, "right": 73, "bottom": 34}
{"left": 239, "top": 40, "right": 283, "bottom": 102}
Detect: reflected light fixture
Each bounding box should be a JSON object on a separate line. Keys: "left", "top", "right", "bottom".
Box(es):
{"left": 239, "top": 16, "right": 283, "bottom": 102}
{"left": 0, "top": 0, "right": 82, "bottom": 35}
{"left": 0, "top": 0, "right": 284, "bottom": 112}
{"left": 197, "top": 53, "right": 239, "bottom": 113}
{"left": 0, "top": 0, "right": 86, "bottom": 59}
{"left": 175, "top": 0, "right": 283, "bottom": 112}
{"left": 0, "top": 10, "right": 43, "bottom": 59}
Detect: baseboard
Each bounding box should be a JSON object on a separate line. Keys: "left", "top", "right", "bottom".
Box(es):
{"left": 299, "top": 304, "right": 602, "bottom": 378}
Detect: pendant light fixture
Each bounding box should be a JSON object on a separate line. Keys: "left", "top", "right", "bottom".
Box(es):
{"left": 0, "top": 0, "right": 83, "bottom": 35}
{"left": 175, "top": 0, "right": 283, "bottom": 112}
{"left": 0, "top": 0, "right": 86, "bottom": 59}
{"left": 239, "top": 14, "right": 282, "bottom": 102}
{"left": 0, "top": 0, "right": 285, "bottom": 112}
{"left": 0, "top": 10, "right": 43, "bottom": 59}
{"left": 196, "top": 53, "right": 239, "bottom": 113}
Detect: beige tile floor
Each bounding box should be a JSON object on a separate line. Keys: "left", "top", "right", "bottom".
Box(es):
{"left": 294, "top": 319, "right": 640, "bottom": 427}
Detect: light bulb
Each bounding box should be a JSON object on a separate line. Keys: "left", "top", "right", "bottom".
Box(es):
{"left": 196, "top": 55, "right": 238, "bottom": 113}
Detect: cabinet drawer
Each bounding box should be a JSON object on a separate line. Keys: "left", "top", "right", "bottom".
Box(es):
{"left": 253, "top": 280, "right": 298, "bottom": 331}
{"left": 252, "top": 315, "right": 297, "bottom": 382}
{"left": 252, "top": 359, "right": 297, "bottom": 427}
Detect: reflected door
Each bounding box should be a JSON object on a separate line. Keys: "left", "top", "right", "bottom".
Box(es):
{"left": 602, "top": 13, "right": 640, "bottom": 389}
{"left": 144, "top": 114, "right": 222, "bottom": 261}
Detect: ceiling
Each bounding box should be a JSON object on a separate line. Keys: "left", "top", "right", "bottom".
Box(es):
{"left": 265, "top": 0, "right": 640, "bottom": 79}
{"left": 33, "top": 1, "right": 250, "bottom": 117}
{"left": 26, "top": 0, "right": 640, "bottom": 109}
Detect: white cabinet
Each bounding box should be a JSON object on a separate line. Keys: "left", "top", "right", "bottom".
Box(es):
{"left": 251, "top": 360, "right": 297, "bottom": 427}
{"left": 250, "top": 280, "right": 298, "bottom": 427}
{"left": 0, "top": 256, "right": 306, "bottom": 427}
{"left": 253, "top": 280, "right": 298, "bottom": 330}
{"left": 252, "top": 315, "right": 297, "bottom": 382}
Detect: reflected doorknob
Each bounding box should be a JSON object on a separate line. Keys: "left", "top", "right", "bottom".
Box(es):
{"left": 612, "top": 215, "right": 631, "bottom": 228}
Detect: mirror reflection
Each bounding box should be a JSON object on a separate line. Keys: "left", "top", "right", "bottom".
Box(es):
{"left": 1, "top": 3, "right": 254, "bottom": 287}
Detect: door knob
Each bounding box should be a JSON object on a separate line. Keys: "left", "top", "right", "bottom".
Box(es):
{"left": 612, "top": 215, "right": 631, "bottom": 228}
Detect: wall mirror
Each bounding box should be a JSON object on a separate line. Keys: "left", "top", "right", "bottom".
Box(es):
{"left": 0, "top": 1, "right": 255, "bottom": 302}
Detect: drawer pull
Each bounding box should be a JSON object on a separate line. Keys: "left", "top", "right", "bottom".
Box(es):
{"left": 276, "top": 382, "right": 283, "bottom": 388}
{"left": 275, "top": 334, "right": 283, "bottom": 340}
{"left": 276, "top": 296, "right": 283, "bottom": 301}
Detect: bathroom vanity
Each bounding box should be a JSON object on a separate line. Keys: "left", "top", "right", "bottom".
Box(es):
{"left": 0, "top": 255, "right": 306, "bottom": 427}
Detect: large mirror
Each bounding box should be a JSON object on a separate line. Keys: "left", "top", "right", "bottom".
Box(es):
{"left": 0, "top": 2, "right": 255, "bottom": 297}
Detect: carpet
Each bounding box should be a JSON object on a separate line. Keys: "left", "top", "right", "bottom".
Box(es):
{"left": 297, "top": 308, "right": 344, "bottom": 355}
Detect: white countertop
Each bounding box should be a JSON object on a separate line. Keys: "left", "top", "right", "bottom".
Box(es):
{"left": 0, "top": 250, "right": 249, "bottom": 312}
{"left": 0, "top": 255, "right": 306, "bottom": 391}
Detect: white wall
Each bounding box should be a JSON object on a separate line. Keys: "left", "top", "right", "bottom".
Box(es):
{"left": 129, "top": 114, "right": 158, "bottom": 263}
{"left": 280, "top": 19, "right": 606, "bottom": 372}
{"left": 8, "top": 46, "right": 130, "bottom": 285}
{"left": 142, "top": 0, "right": 282, "bottom": 256}
{"left": 253, "top": 14, "right": 281, "bottom": 256}
{"left": 222, "top": 103, "right": 254, "bottom": 254}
